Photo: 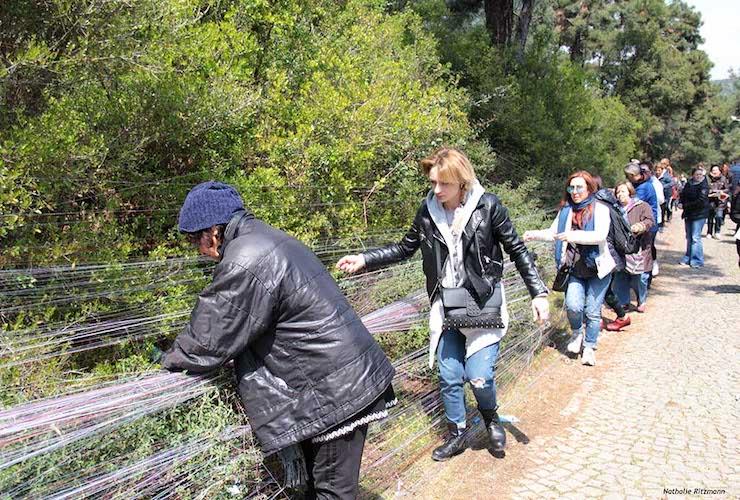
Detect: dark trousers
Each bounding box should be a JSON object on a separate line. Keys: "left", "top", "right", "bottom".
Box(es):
{"left": 605, "top": 275, "right": 626, "bottom": 318}
{"left": 300, "top": 424, "right": 368, "bottom": 500}
{"left": 707, "top": 206, "right": 724, "bottom": 235}
{"left": 661, "top": 202, "right": 672, "bottom": 224}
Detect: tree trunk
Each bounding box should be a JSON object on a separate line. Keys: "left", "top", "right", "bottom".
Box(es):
{"left": 570, "top": 27, "right": 585, "bottom": 64}
{"left": 515, "top": 0, "right": 535, "bottom": 61}
{"left": 484, "top": 0, "right": 513, "bottom": 47}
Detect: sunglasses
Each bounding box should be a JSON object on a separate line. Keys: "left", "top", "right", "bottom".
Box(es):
{"left": 567, "top": 186, "right": 587, "bottom": 194}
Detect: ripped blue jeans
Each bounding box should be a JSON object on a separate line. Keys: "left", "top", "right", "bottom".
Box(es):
{"left": 437, "top": 329, "right": 500, "bottom": 428}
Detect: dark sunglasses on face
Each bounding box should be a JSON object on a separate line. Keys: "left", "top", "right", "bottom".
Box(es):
{"left": 567, "top": 186, "right": 586, "bottom": 194}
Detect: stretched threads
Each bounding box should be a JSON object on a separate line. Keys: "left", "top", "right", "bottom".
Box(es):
{"left": 0, "top": 306, "right": 557, "bottom": 497}
{"left": 43, "top": 426, "right": 254, "bottom": 500}
{"left": 0, "top": 371, "right": 217, "bottom": 471}
{"left": 1, "top": 239, "right": 555, "bottom": 495}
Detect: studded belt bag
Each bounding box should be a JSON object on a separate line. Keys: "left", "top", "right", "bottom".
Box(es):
{"left": 435, "top": 238, "right": 504, "bottom": 330}
{"left": 440, "top": 283, "right": 504, "bottom": 329}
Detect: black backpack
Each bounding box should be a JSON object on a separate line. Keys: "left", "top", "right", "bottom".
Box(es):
{"left": 594, "top": 189, "right": 640, "bottom": 256}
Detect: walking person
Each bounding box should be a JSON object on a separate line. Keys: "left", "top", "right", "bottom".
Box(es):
{"left": 624, "top": 163, "right": 659, "bottom": 286}
{"left": 523, "top": 171, "right": 615, "bottom": 367}
{"left": 590, "top": 177, "right": 629, "bottom": 331}
{"left": 731, "top": 159, "right": 740, "bottom": 232}
{"left": 656, "top": 160, "right": 675, "bottom": 225}
{"left": 608, "top": 181, "right": 655, "bottom": 323}
{"left": 337, "top": 147, "right": 550, "bottom": 460}
{"left": 706, "top": 165, "right": 730, "bottom": 239}
{"left": 730, "top": 159, "right": 740, "bottom": 195}
{"left": 731, "top": 185, "right": 740, "bottom": 267}
{"left": 668, "top": 166, "right": 680, "bottom": 212}
{"left": 162, "top": 181, "right": 396, "bottom": 499}
{"left": 646, "top": 163, "right": 665, "bottom": 228}
{"left": 679, "top": 167, "right": 710, "bottom": 268}
{"left": 721, "top": 162, "right": 732, "bottom": 190}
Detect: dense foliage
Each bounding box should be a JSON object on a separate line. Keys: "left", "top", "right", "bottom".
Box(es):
{"left": 1, "top": 0, "right": 491, "bottom": 268}
{"left": 1, "top": 0, "right": 736, "bottom": 497}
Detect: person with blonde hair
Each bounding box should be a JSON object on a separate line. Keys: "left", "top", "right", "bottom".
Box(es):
{"left": 337, "top": 147, "right": 550, "bottom": 460}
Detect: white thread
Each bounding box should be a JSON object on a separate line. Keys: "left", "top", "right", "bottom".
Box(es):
{"left": 311, "top": 399, "right": 398, "bottom": 443}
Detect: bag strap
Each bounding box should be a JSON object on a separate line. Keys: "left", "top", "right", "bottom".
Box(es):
{"left": 563, "top": 243, "right": 576, "bottom": 269}
{"left": 434, "top": 237, "right": 445, "bottom": 284}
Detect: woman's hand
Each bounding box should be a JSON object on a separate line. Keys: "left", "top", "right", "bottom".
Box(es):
{"left": 336, "top": 254, "right": 366, "bottom": 274}
{"left": 630, "top": 222, "right": 645, "bottom": 234}
{"left": 531, "top": 295, "right": 550, "bottom": 325}
{"left": 554, "top": 231, "right": 571, "bottom": 242}
{"left": 522, "top": 230, "right": 536, "bottom": 242}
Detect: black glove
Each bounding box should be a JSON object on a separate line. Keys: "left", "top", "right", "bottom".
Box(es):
{"left": 277, "top": 443, "right": 308, "bottom": 489}
{"left": 149, "top": 346, "right": 164, "bottom": 364}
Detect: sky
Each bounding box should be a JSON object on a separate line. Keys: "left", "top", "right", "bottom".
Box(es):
{"left": 685, "top": 0, "right": 740, "bottom": 80}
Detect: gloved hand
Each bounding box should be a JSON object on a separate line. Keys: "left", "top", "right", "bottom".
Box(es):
{"left": 149, "top": 346, "right": 164, "bottom": 364}
{"left": 277, "top": 443, "right": 308, "bottom": 489}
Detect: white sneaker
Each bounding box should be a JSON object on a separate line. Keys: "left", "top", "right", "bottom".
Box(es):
{"left": 567, "top": 332, "right": 584, "bottom": 353}
{"left": 582, "top": 346, "right": 596, "bottom": 366}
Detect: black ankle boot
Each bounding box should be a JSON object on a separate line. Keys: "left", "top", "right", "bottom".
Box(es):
{"left": 479, "top": 408, "right": 506, "bottom": 451}
{"left": 431, "top": 422, "right": 467, "bottom": 461}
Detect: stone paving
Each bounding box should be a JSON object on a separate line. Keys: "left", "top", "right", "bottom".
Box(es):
{"left": 396, "top": 217, "right": 739, "bottom": 499}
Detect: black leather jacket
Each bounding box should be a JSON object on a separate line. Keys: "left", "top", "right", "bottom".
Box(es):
{"left": 362, "top": 193, "right": 548, "bottom": 304}
{"left": 162, "top": 211, "right": 395, "bottom": 454}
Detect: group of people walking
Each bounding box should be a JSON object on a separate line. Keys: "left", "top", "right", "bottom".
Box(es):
{"left": 523, "top": 161, "right": 661, "bottom": 366}
{"left": 157, "top": 149, "right": 738, "bottom": 499}
{"left": 678, "top": 162, "right": 740, "bottom": 268}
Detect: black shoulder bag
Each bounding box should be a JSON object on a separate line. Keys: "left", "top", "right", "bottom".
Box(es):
{"left": 435, "top": 239, "right": 504, "bottom": 330}
{"left": 551, "top": 244, "right": 575, "bottom": 292}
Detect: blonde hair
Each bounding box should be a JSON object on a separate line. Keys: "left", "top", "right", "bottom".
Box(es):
{"left": 420, "top": 147, "right": 477, "bottom": 194}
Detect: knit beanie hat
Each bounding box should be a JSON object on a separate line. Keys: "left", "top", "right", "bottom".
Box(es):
{"left": 178, "top": 181, "right": 244, "bottom": 233}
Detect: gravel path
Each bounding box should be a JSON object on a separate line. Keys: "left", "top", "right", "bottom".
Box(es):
{"left": 392, "top": 216, "right": 739, "bottom": 499}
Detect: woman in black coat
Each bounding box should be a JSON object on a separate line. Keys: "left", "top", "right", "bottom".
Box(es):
{"left": 679, "top": 167, "right": 710, "bottom": 268}
{"left": 162, "top": 182, "right": 396, "bottom": 499}
{"left": 337, "top": 148, "right": 549, "bottom": 461}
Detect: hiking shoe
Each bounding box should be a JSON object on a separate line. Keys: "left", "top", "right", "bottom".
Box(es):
{"left": 432, "top": 423, "right": 467, "bottom": 461}
{"left": 582, "top": 346, "right": 596, "bottom": 366}
{"left": 606, "top": 316, "right": 631, "bottom": 331}
{"left": 567, "top": 331, "right": 584, "bottom": 354}
{"left": 479, "top": 408, "right": 506, "bottom": 452}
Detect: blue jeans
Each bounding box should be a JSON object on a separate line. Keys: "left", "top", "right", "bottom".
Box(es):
{"left": 682, "top": 218, "right": 706, "bottom": 267}
{"left": 437, "top": 329, "right": 499, "bottom": 428}
{"left": 564, "top": 274, "right": 611, "bottom": 348}
{"left": 612, "top": 271, "right": 649, "bottom": 306}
